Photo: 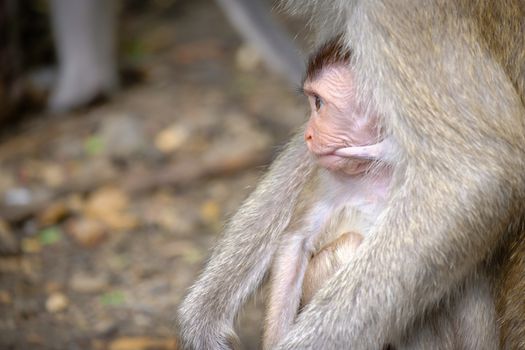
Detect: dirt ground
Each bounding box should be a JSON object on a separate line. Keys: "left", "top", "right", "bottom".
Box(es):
{"left": 0, "top": 1, "right": 309, "bottom": 349}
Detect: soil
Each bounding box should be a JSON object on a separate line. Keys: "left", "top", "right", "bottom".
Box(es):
{"left": 0, "top": 1, "right": 309, "bottom": 349}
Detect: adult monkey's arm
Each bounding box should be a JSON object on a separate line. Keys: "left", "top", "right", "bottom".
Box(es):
{"left": 178, "top": 131, "right": 316, "bottom": 349}
{"left": 277, "top": 1, "right": 525, "bottom": 348}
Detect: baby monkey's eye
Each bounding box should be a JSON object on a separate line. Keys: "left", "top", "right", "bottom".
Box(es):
{"left": 314, "top": 95, "right": 323, "bottom": 111}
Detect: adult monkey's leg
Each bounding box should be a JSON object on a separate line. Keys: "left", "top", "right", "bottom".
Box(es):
{"left": 49, "top": 0, "right": 118, "bottom": 112}
{"left": 216, "top": 0, "right": 304, "bottom": 86}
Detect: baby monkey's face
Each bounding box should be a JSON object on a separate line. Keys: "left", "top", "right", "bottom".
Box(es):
{"left": 303, "top": 63, "right": 383, "bottom": 175}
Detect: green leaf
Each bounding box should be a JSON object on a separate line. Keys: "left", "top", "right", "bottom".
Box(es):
{"left": 100, "top": 291, "right": 126, "bottom": 306}
{"left": 39, "top": 227, "right": 62, "bottom": 245}
{"left": 84, "top": 136, "right": 104, "bottom": 156}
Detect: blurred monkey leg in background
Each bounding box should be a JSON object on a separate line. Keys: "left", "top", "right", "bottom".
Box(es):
{"left": 48, "top": 0, "right": 304, "bottom": 112}
{"left": 49, "top": 0, "right": 118, "bottom": 112}
{"left": 215, "top": 0, "right": 304, "bottom": 86}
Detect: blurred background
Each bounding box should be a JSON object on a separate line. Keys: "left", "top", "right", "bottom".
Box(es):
{"left": 0, "top": 0, "right": 311, "bottom": 348}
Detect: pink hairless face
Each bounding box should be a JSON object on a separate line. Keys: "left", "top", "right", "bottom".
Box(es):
{"left": 303, "top": 63, "right": 386, "bottom": 175}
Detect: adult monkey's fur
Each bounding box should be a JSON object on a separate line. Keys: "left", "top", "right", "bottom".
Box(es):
{"left": 178, "top": 1, "right": 525, "bottom": 348}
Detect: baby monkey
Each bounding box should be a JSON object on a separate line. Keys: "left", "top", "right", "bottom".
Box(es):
{"left": 263, "top": 36, "right": 392, "bottom": 349}
{"left": 263, "top": 37, "right": 497, "bottom": 350}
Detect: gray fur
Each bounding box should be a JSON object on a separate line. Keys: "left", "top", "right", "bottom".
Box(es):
{"left": 49, "top": 0, "right": 118, "bottom": 112}
{"left": 177, "top": 131, "right": 315, "bottom": 349}
{"left": 178, "top": 1, "right": 525, "bottom": 348}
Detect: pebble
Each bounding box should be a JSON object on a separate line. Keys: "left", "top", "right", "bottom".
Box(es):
{"left": 45, "top": 292, "right": 69, "bottom": 313}
{"left": 3, "top": 187, "right": 32, "bottom": 206}
{"left": 154, "top": 124, "right": 189, "bottom": 153}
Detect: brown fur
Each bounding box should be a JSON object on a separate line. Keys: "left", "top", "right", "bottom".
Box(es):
{"left": 304, "top": 34, "right": 350, "bottom": 83}
{"left": 469, "top": 2, "right": 525, "bottom": 349}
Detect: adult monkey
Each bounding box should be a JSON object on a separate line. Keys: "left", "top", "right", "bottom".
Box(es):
{"left": 178, "top": 1, "right": 525, "bottom": 349}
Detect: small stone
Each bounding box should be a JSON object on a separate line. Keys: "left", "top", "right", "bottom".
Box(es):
{"left": 70, "top": 272, "right": 109, "bottom": 293}
{"left": 45, "top": 292, "right": 69, "bottom": 313}
{"left": 67, "top": 218, "right": 107, "bottom": 247}
{"left": 3, "top": 187, "right": 32, "bottom": 206}
{"left": 154, "top": 125, "right": 189, "bottom": 153}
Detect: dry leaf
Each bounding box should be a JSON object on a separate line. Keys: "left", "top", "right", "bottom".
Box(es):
{"left": 199, "top": 200, "right": 220, "bottom": 224}
{"left": 67, "top": 218, "right": 107, "bottom": 247}
{"left": 38, "top": 201, "right": 68, "bottom": 226}
{"left": 84, "top": 187, "right": 137, "bottom": 231}
{"left": 108, "top": 337, "right": 177, "bottom": 350}
{"left": 21, "top": 238, "right": 41, "bottom": 253}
